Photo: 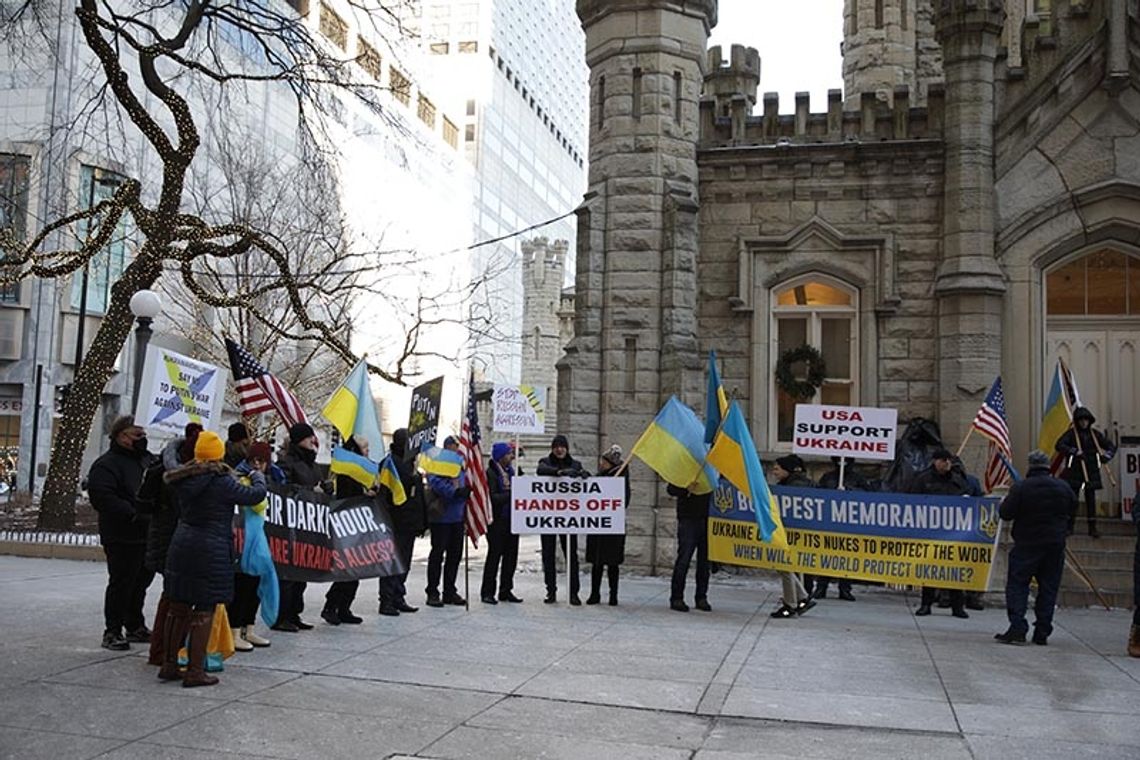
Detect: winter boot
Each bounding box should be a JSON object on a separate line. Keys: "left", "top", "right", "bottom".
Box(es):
{"left": 1129, "top": 625, "right": 1140, "bottom": 658}
{"left": 586, "top": 565, "right": 602, "bottom": 605}
{"left": 157, "top": 602, "right": 191, "bottom": 682}
{"left": 232, "top": 628, "right": 253, "bottom": 652}
{"left": 242, "top": 626, "right": 270, "bottom": 648}
{"left": 182, "top": 610, "right": 219, "bottom": 688}
{"left": 147, "top": 594, "right": 171, "bottom": 666}
{"left": 608, "top": 566, "right": 619, "bottom": 606}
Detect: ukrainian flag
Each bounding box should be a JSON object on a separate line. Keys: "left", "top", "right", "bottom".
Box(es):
{"left": 329, "top": 446, "right": 379, "bottom": 489}
{"left": 379, "top": 455, "right": 407, "bottom": 505}
{"left": 322, "top": 359, "right": 384, "bottom": 456}
{"left": 1037, "top": 359, "right": 1080, "bottom": 467}
{"left": 707, "top": 402, "right": 787, "bottom": 547}
{"left": 704, "top": 349, "right": 729, "bottom": 446}
{"left": 418, "top": 445, "right": 464, "bottom": 478}
{"left": 630, "top": 396, "right": 717, "bottom": 494}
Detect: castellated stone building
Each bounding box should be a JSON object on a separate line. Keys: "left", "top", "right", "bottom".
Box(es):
{"left": 559, "top": 0, "right": 1140, "bottom": 584}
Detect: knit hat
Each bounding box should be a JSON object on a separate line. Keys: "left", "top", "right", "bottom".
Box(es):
{"left": 775, "top": 454, "right": 804, "bottom": 472}
{"left": 194, "top": 430, "right": 225, "bottom": 462}
{"left": 109, "top": 415, "right": 137, "bottom": 441}
{"left": 551, "top": 434, "right": 569, "bottom": 450}
{"left": 491, "top": 442, "right": 513, "bottom": 462}
{"left": 601, "top": 444, "right": 623, "bottom": 466}
{"left": 249, "top": 441, "right": 272, "bottom": 463}
{"left": 931, "top": 448, "right": 953, "bottom": 461}
{"left": 227, "top": 422, "right": 250, "bottom": 443}
{"left": 443, "top": 435, "right": 459, "bottom": 449}
{"left": 1027, "top": 449, "right": 1051, "bottom": 468}
{"left": 289, "top": 422, "right": 316, "bottom": 444}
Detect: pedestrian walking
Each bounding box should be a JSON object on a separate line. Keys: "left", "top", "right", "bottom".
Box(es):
{"left": 586, "top": 445, "right": 629, "bottom": 606}
{"left": 537, "top": 434, "right": 586, "bottom": 605}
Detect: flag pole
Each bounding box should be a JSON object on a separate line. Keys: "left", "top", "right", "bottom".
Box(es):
{"left": 955, "top": 427, "right": 974, "bottom": 458}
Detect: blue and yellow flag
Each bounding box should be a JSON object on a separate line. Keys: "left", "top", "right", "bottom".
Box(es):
{"left": 1037, "top": 359, "right": 1081, "bottom": 471}
{"left": 418, "top": 444, "right": 464, "bottom": 478}
{"left": 329, "top": 446, "right": 379, "bottom": 489}
{"left": 630, "top": 396, "right": 717, "bottom": 494}
{"left": 704, "top": 350, "right": 729, "bottom": 445}
{"left": 378, "top": 455, "right": 407, "bottom": 505}
{"left": 707, "top": 402, "right": 787, "bottom": 547}
{"left": 322, "top": 360, "right": 384, "bottom": 456}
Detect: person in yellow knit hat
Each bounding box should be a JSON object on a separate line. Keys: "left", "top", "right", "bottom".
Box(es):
{"left": 159, "top": 431, "right": 268, "bottom": 687}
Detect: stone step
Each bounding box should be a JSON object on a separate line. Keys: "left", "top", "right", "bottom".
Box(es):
{"left": 1066, "top": 550, "right": 1136, "bottom": 570}
{"left": 1060, "top": 567, "right": 1132, "bottom": 591}
{"left": 1058, "top": 588, "right": 1134, "bottom": 609}
{"left": 1066, "top": 535, "right": 1136, "bottom": 553}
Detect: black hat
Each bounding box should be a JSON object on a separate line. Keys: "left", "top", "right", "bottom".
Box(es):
{"left": 931, "top": 448, "right": 953, "bottom": 461}
{"left": 289, "top": 422, "right": 316, "bottom": 444}
{"left": 775, "top": 454, "right": 804, "bottom": 472}
{"left": 551, "top": 434, "right": 569, "bottom": 450}
{"left": 1073, "top": 406, "right": 1096, "bottom": 424}
{"left": 227, "top": 422, "right": 250, "bottom": 443}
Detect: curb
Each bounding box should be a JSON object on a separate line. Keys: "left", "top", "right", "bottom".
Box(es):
{"left": 0, "top": 541, "right": 103, "bottom": 562}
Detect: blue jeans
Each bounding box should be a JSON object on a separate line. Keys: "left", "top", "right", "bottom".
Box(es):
{"left": 670, "top": 517, "right": 709, "bottom": 603}
{"left": 1005, "top": 542, "right": 1065, "bottom": 637}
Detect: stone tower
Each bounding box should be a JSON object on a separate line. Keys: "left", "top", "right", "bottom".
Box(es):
{"left": 561, "top": 0, "right": 715, "bottom": 570}
{"left": 843, "top": 0, "right": 943, "bottom": 106}
{"left": 519, "top": 237, "right": 568, "bottom": 448}
{"left": 703, "top": 44, "right": 760, "bottom": 119}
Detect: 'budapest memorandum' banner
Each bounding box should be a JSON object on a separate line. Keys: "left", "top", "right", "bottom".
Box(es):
{"left": 240, "top": 484, "right": 405, "bottom": 582}
{"left": 511, "top": 476, "right": 626, "bottom": 534}
{"left": 708, "top": 484, "right": 1001, "bottom": 591}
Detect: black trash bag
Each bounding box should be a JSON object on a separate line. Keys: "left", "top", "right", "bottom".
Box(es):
{"left": 882, "top": 417, "right": 944, "bottom": 493}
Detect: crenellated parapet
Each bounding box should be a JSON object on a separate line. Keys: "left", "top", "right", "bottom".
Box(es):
{"left": 699, "top": 85, "right": 945, "bottom": 148}
{"left": 703, "top": 44, "right": 760, "bottom": 118}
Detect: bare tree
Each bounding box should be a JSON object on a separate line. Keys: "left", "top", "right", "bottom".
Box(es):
{"left": 0, "top": 0, "right": 487, "bottom": 529}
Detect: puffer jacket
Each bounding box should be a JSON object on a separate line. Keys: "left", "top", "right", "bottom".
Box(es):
{"left": 87, "top": 442, "right": 153, "bottom": 545}
{"left": 163, "top": 461, "right": 267, "bottom": 607}
{"left": 137, "top": 438, "right": 186, "bottom": 573}
{"left": 385, "top": 450, "right": 427, "bottom": 535}
{"left": 278, "top": 445, "right": 325, "bottom": 489}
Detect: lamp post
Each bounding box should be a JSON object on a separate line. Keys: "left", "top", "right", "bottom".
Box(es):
{"left": 74, "top": 169, "right": 122, "bottom": 371}
{"left": 129, "top": 289, "right": 162, "bottom": 411}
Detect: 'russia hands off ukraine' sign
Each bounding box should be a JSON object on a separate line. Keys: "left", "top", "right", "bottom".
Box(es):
{"left": 708, "top": 484, "right": 1001, "bottom": 591}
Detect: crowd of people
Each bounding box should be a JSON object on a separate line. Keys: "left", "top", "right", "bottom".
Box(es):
{"left": 84, "top": 405, "right": 1140, "bottom": 688}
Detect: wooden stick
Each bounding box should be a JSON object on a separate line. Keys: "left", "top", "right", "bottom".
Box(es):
{"left": 955, "top": 427, "right": 974, "bottom": 458}
{"left": 1064, "top": 545, "right": 1112, "bottom": 611}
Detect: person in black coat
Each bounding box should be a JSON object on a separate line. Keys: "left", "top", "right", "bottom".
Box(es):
{"left": 910, "top": 448, "right": 972, "bottom": 619}
{"left": 160, "top": 431, "right": 267, "bottom": 687}
{"left": 994, "top": 450, "right": 1078, "bottom": 645}
{"left": 808, "top": 456, "right": 867, "bottom": 602}
{"left": 224, "top": 422, "right": 251, "bottom": 468}
{"left": 272, "top": 422, "right": 326, "bottom": 632}
{"left": 586, "top": 445, "right": 630, "bottom": 606}
{"left": 1055, "top": 406, "right": 1117, "bottom": 538}
{"left": 136, "top": 423, "right": 201, "bottom": 665}
{"left": 378, "top": 428, "right": 426, "bottom": 615}
{"left": 87, "top": 415, "right": 156, "bottom": 651}
{"left": 481, "top": 441, "right": 522, "bottom": 605}
{"left": 537, "top": 434, "right": 586, "bottom": 604}
{"left": 322, "top": 435, "right": 369, "bottom": 626}
{"left": 668, "top": 479, "right": 712, "bottom": 613}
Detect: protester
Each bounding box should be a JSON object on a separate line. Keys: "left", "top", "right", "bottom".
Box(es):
{"left": 910, "top": 448, "right": 971, "bottom": 619}
{"left": 160, "top": 431, "right": 267, "bottom": 687}
{"left": 537, "top": 434, "right": 586, "bottom": 605}
{"left": 994, "top": 450, "right": 1077, "bottom": 645}
{"left": 227, "top": 441, "right": 284, "bottom": 650}
{"left": 378, "top": 428, "right": 425, "bottom": 615}
{"left": 1055, "top": 406, "right": 1117, "bottom": 538}
{"left": 87, "top": 416, "right": 156, "bottom": 651}
{"left": 769, "top": 455, "right": 817, "bottom": 619}
{"left": 321, "top": 435, "right": 368, "bottom": 625}
{"left": 136, "top": 423, "right": 201, "bottom": 665}
{"left": 668, "top": 482, "right": 711, "bottom": 613}
{"left": 224, "top": 422, "right": 251, "bottom": 468}
{"left": 481, "top": 441, "right": 522, "bottom": 605}
{"left": 425, "top": 436, "right": 469, "bottom": 607}
{"left": 586, "top": 445, "right": 629, "bottom": 606}
{"left": 272, "top": 422, "right": 325, "bottom": 632}
{"left": 808, "top": 456, "right": 865, "bottom": 602}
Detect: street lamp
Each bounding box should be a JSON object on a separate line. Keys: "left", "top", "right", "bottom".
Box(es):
{"left": 74, "top": 169, "right": 122, "bottom": 371}
{"left": 129, "top": 289, "right": 161, "bottom": 410}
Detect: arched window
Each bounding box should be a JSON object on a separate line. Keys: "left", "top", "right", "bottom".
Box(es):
{"left": 1046, "top": 249, "right": 1140, "bottom": 316}
{"left": 771, "top": 275, "right": 859, "bottom": 443}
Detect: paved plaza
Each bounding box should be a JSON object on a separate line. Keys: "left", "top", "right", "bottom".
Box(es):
{"left": 0, "top": 549, "right": 1137, "bottom": 759}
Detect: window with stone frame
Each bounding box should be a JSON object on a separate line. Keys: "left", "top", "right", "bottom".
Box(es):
{"left": 357, "top": 37, "right": 381, "bottom": 81}
{"left": 319, "top": 3, "right": 347, "bottom": 50}
{"left": 389, "top": 66, "right": 411, "bottom": 105}
{"left": 0, "top": 154, "right": 30, "bottom": 304}
{"left": 442, "top": 117, "right": 459, "bottom": 149}
{"left": 771, "top": 275, "right": 859, "bottom": 443}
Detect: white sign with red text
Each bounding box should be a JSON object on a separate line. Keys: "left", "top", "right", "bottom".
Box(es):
{"left": 1120, "top": 447, "right": 1140, "bottom": 522}
{"left": 792, "top": 404, "right": 898, "bottom": 461}
{"left": 510, "top": 476, "right": 626, "bottom": 534}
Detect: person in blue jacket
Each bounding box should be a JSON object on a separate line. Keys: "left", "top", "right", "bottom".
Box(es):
{"left": 425, "top": 436, "right": 470, "bottom": 607}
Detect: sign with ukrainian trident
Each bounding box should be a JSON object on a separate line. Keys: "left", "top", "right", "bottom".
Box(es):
{"left": 708, "top": 482, "right": 1001, "bottom": 591}
{"left": 133, "top": 345, "right": 227, "bottom": 436}
{"left": 492, "top": 384, "right": 547, "bottom": 435}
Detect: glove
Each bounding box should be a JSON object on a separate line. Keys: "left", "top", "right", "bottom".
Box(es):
{"left": 455, "top": 486, "right": 472, "bottom": 500}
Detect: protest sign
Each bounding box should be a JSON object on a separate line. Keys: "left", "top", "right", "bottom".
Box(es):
{"left": 239, "top": 484, "right": 405, "bottom": 582}
{"left": 1121, "top": 447, "right": 1140, "bottom": 522}
{"left": 407, "top": 376, "right": 444, "bottom": 455}
{"left": 492, "top": 384, "right": 547, "bottom": 434}
{"left": 707, "top": 482, "right": 1000, "bottom": 591}
{"left": 134, "top": 345, "right": 226, "bottom": 436}
{"left": 511, "top": 476, "right": 626, "bottom": 534}
{"left": 792, "top": 404, "right": 898, "bottom": 460}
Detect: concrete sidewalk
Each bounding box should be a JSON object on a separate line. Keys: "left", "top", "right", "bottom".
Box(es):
{"left": 0, "top": 553, "right": 1136, "bottom": 759}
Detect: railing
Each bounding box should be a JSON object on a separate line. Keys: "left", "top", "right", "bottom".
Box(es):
{"left": 0, "top": 530, "right": 100, "bottom": 546}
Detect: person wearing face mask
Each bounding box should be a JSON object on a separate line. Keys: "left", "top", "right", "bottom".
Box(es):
{"left": 271, "top": 422, "right": 327, "bottom": 632}
{"left": 87, "top": 415, "right": 158, "bottom": 651}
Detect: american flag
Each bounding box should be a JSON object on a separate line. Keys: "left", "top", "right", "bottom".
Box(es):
{"left": 224, "top": 338, "right": 309, "bottom": 428}
{"left": 459, "top": 371, "right": 492, "bottom": 546}
{"left": 972, "top": 377, "right": 1013, "bottom": 493}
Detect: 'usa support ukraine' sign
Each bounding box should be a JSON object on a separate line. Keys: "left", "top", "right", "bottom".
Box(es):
{"left": 708, "top": 484, "right": 1001, "bottom": 591}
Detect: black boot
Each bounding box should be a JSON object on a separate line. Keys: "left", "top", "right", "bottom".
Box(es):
{"left": 608, "top": 565, "right": 619, "bottom": 606}
{"left": 586, "top": 564, "right": 602, "bottom": 605}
